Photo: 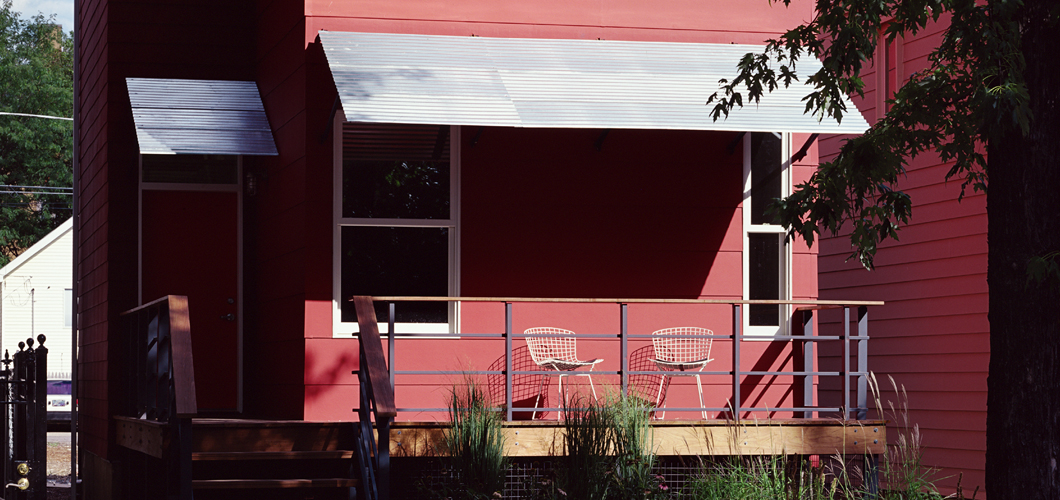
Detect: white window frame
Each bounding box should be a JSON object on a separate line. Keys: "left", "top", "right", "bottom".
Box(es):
{"left": 331, "top": 116, "right": 461, "bottom": 338}
{"left": 742, "top": 132, "right": 792, "bottom": 338}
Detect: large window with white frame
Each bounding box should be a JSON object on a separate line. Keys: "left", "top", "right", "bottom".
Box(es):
{"left": 743, "top": 132, "right": 791, "bottom": 337}
{"left": 333, "top": 122, "right": 459, "bottom": 336}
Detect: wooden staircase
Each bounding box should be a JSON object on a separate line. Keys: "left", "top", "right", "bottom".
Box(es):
{"left": 117, "top": 417, "right": 361, "bottom": 499}
{"left": 117, "top": 296, "right": 393, "bottom": 499}
{"left": 190, "top": 419, "right": 359, "bottom": 497}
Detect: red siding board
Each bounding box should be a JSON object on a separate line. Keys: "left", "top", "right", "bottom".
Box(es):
{"left": 304, "top": 0, "right": 814, "bottom": 40}
{"left": 819, "top": 235, "right": 987, "bottom": 270}
{"left": 819, "top": 19, "right": 987, "bottom": 495}
{"left": 821, "top": 254, "right": 984, "bottom": 289}
{"left": 853, "top": 315, "right": 988, "bottom": 339}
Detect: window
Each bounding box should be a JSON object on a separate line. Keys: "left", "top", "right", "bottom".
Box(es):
{"left": 743, "top": 132, "right": 790, "bottom": 336}
{"left": 63, "top": 288, "right": 73, "bottom": 328}
{"left": 333, "top": 122, "right": 459, "bottom": 336}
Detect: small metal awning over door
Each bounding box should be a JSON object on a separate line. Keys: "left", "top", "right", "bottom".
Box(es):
{"left": 319, "top": 31, "right": 870, "bottom": 134}
{"left": 127, "top": 78, "right": 279, "bottom": 155}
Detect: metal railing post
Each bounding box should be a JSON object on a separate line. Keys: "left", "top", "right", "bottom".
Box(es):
{"left": 377, "top": 417, "right": 391, "bottom": 500}
{"left": 802, "top": 310, "right": 814, "bottom": 418}
{"left": 505, "top": 302, "right": 513, "bottom": 422}
{"left": 857, "top": 306, "right": 869, "bottom": 420}
{"left": 388, "top": 302, "right": 396, "bottom": 390}
{"left": 843, "top": 307, "right": 851, "bottom": 421}
{"left": 732, "top": 304, "right": 741, "bottom": 421}
{"left": 620, "top": 303, "right": 628, "bottom": 397}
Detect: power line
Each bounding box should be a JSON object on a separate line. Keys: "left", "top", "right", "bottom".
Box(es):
{"left": 0, "top": 112, "right": 72, "bottom": 121}
{"left": 0, "top": 185, "right": 73, "bottom": 196}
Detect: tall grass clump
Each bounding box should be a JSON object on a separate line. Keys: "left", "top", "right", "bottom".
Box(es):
{"left": 534, "top": 394, "right": 669, "bottom": 500}
{"left": 860, "top": 373, "right": 963, "bottom": 500}
{"left": 439, "top": 379, "right": 507, "bottom": 499}
{"left": 608, "top": 395, "right": 667, "bottom": 499}
{"left": 688, "top": 455, "right": 831, "bottom": 500}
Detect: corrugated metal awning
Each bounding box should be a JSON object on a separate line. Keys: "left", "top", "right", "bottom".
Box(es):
{"left": 320, "top": 31, "right": 869, "bottom": 134}
{"left": 127, "top": 78, "right": 279, "bottom": 155}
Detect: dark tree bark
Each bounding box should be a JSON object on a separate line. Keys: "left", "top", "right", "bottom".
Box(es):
{"left": 985, "top": 0, "right": 1060, "bottom": 497}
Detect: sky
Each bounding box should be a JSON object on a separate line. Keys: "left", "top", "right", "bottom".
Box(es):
{"left": 11, "top": 0, "right": 74, "bottom": 33}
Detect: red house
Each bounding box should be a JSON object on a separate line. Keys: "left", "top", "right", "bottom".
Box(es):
{"left": 817, "top": 18, "right": 989, "bottom": 496}
{"left": 72, "top": 1, "right": 889, "bottom": 498}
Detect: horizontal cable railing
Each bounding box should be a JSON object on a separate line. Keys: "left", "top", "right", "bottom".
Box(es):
{"left": 354, "top": 297, "right": 882, "bottom": 422}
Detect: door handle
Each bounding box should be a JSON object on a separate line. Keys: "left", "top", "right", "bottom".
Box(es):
{"left": 221, "top": 313, "right": 236, "bottom": 321}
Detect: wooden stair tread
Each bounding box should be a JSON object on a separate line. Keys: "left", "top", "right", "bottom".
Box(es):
{"left": 192, "top": 451, "right": 354, "bottom": 460}
{"left": 192, "top": 478, "right": 359, "bottom": 489}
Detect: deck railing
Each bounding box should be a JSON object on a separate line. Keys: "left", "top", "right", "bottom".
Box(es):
{"left": 119, "top": 295, "right": 197, "bottom": 499}
{"left": 354, "top": 296, "right": 882, "bottom": 423}
{"left": 352, "top": 296, "right": 397, "bottom": 500}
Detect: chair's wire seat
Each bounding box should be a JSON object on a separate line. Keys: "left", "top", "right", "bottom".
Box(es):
{"left": 524, "top": 327, "right": 602, "bottom": 418}
{"left": 649, "top": 327, "right": 714, "bottom": 419}
{"left": 535, "top": 358, "right": 603, "bottom": 372}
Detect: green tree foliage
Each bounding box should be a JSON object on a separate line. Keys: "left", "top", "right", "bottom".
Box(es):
{"left": 709, "top": 0, "right": 1027, "bottom": 269}
{"left": 0, "top": 0, "right": 72, "bottom": 266}
{"left": 709, "top": 0, "right": 1059, "bottom": 497}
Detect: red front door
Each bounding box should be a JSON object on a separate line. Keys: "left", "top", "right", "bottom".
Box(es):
{"left": 141, "top": 189, "right": 240, "bottom": 411}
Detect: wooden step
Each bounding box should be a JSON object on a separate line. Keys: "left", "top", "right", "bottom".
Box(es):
{"left": 191, "top": 419, "right": 356, "bottom": 453}
{"left": 192, "top": 478, "right": 359, "bottom": 489}
{"left": 192, "top": 451, "right": 355, "bottom": 461}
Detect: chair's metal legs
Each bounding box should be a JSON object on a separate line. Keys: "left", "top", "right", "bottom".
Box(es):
{"left": 654, "top": 377, "right": 667, "bottom": 420}
{"left": 585, "top": 373, "right": 599, "bottom": 402}
{"left": 554, "top": 372, "right": 600, "bottom": 420}
{"left": 694, "top": 373, "right": 707, "bottom": 420}
{"left": 532, "top": 376, "right": 548, "bottom": 420}
{"left": 558, "top": 374, "right": 566, "bottom": 420}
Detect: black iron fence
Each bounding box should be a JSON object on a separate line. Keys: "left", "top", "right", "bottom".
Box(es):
{"left": 0, "top": 334, "right": 48, "bottom": 499}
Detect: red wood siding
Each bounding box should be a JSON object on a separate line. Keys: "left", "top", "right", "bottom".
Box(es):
{"left": 304, "top": 0, "right": 815, "bottom": 45}
{"left": 300, "top": 3, "right": 825, "bottom": 421}
{"left": 461, "top": 127, "right": 742, "bottom": 299}
{"left": 302, "top": 126, "right": 822, "bottom": 421}
{"left": 243, "top": 0, "right": 311, "bottom": 419}
{"left": 816, "top": 17, "right": 988, "bottom": 496}
{"left": 76, "top": 0, "right": 257, "bottom": 458}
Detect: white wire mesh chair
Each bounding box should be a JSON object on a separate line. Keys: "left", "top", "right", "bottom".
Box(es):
{"left": 524, "top": 327, "right": 603, "bottom": 419}
{"left": 650, "top": 327, "right": 714, "bottom": 419}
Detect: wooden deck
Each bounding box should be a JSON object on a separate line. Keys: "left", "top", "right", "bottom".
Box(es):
{"left": 390, "top": 419, "right": 887, "bottom": 457}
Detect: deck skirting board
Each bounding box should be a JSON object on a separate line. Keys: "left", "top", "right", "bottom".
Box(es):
{"left": 390, "top": 419, "right": 887, "bottom": 457}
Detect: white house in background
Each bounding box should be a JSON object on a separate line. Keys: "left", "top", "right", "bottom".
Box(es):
{"left": 0, "top": 218, "right": 73, "bottom": 379}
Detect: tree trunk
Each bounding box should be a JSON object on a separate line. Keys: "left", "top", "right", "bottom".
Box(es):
{"left": 985, "top": 0, "right": 1060, "bottom": 497}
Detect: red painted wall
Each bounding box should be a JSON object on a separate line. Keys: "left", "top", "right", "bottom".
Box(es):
{"left": 816, "top": 18, "right": 988, "bottom": 496}
{"left": 242, "top": 0, "right": 313, "bottom": 419}
{"left": 304, "top": 0, "right": 815, "bottom": 45}
{"left": 300, "top": 0, "right": 824, "bottom": 422}
{"left": 76, "top": 0, "right": 257, "bottom": 459}
{"left": 303, "top": 126, "right": 821, "bottom": 421}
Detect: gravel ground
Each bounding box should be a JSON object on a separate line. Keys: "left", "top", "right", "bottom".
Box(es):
{"left": 48, "top": 440, "right": 73, "bottom": 481}
{"left": 47, "top": 441, "right": 74, "bottom": 500}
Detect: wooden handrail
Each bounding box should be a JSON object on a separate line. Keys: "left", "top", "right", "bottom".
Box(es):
{"left": 352, "top": 296, "right": 397, "bottom": 419}
{"left": 358, "top": 296, "right": 885, "bottom": 306}
{"left": 121, "top": 295, "right": 197, "bottom": 418}
{"left": 167, "top": 296, "right": 197, "bottom": 417}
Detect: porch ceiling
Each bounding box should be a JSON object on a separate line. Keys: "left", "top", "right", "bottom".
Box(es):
{"left": 127, "top": 78, "right": 279, "bottom": 156}
{"left": 319, "top": 31, "right": 870, "bottom": 134}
